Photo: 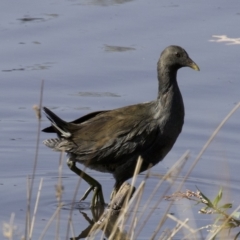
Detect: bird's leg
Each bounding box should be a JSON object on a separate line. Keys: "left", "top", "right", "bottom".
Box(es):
{"left": 67, "top": 158, "right": 105, "bottom": 207}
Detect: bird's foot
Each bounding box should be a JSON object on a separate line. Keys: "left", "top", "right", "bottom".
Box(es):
{"left": 79, "top": 185, "right": 105, "bottom": 208}
{"left": 91, "top": 184, "right": 105, "bottom": 208}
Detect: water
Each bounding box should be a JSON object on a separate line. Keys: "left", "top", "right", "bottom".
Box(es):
{"left": 0, "top": 0, "right": 240, "bottom": 239}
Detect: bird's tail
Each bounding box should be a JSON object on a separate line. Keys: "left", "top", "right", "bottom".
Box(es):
{"left": 43, "top": 138, "right": 62, "bottom": 149}
{"left": 43, "top": 107, "right": 71, "bottom": 138}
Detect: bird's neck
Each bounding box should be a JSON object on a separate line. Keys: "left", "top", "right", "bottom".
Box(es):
{"left": 155, "top": 65, "right": 184, "bottom": 134}
{"left": 157, "top": 65, "right": 178, "bottom": 98}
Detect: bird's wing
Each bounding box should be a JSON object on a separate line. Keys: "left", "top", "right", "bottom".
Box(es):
{"left": 61, "top": 102, "right": 160, "bottom": 163}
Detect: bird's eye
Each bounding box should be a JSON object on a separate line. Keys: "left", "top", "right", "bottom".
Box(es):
{"left": 175, "top": 52, "right": 180, "bottom": 58}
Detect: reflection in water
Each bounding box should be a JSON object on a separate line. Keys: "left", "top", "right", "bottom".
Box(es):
{"left": 69, "top": 183, "right": 134, "bottom": 239}
{"left": 71, "top": 208, "right": 131, "bottom": 239}
{"left": 70, "top": 207, "right": 104, "bottom": 239}
{"left": 104, "top": 45, "right": 136, "bottom": 52}
{"left": 62, "top": 201, "right": 93, "bottom": 210}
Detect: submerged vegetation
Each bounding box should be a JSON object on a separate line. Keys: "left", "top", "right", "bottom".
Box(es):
{"left": 2, "top": 82, "right": 240, "bottom": 240}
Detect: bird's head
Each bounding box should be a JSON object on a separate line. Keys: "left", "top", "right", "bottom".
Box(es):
{"left": 158, "top": 45, "right": 200, "bottom": 72}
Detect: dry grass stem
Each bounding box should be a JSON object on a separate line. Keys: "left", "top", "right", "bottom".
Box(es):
{"left": 24, "top": 177, "right": 30, "bottom": 240}
{"left": 135, "top": 150, "right": 190, "bottom": 238}
{"left": 118, "top": 156, "right": 143, "bottom": 230}
{"left": 107, "top": 157, "right": 143, "bottom": 239}
{"left": 130, "top": 217, "right": 137, "bottom": 240}
{"left": 93, "top": 158, "right": 143, "bottom": 240}
{"left": 65, "top": 171, "right": 83, "bottom": 239}
{"left": 37, "top": 205, "right": 62, "bottom": 240}
{"left": 147, "top": 151, "right": 191, "bottom": 239}
{"left": 88, "top": 182, "right": 134, "bottom": 240}
{"left": 25, "top": 80, "right": 44, "bottom": 240}
{"left": 127, "top": 181, "right": 145, "bottom": 232}
{"left": 55, "top": 152, "right": 64, "bottom": 240}
{"left": 166, "top": 214, "right": 190, "bottom": 239}
{"left": 29, "top": 178, "right": 43, "bottom": 239}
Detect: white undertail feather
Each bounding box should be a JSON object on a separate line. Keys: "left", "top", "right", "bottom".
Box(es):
{"left": 43, "top": 138, "right": 61, "bottom": 149}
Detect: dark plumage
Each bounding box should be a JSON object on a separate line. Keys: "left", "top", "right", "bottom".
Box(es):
{"left": 42, "top": 45, "right": 199, "bottom": 207}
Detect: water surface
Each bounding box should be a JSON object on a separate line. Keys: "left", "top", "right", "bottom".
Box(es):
{"left": 0, "top": 0, "right": 240, "bottom": 239}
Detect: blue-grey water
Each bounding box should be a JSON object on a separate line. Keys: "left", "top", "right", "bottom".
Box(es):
{"left": 0, "top": 0, "right": 240, "bottom": 239}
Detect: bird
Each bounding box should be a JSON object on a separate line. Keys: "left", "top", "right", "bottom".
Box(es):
{"left": 42, "top": 45, "right": 199, "bottom": 207}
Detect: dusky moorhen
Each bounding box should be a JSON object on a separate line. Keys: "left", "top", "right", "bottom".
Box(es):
{"left": 42, "top": 45, "right": 199, "bottom": 207}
